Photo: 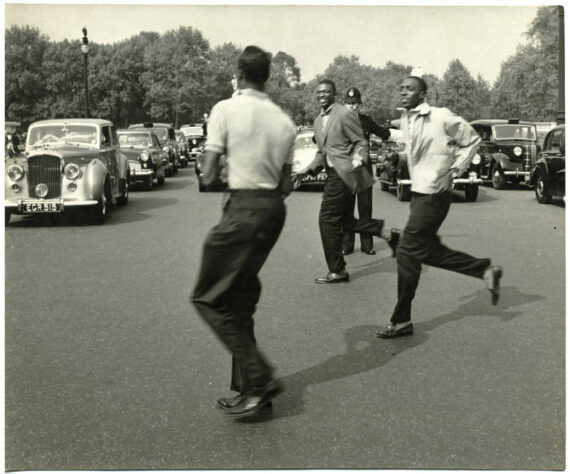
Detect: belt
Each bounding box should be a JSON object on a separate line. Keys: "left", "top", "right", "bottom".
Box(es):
{"left": 229, "top": 188, "right": 282, "bottom": 198}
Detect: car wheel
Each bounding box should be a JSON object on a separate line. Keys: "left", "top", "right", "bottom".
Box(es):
{"left": 90, "top": 193, "right": 108, "bottom": 225}
{"left": 157, "top": 175, "right": 165, "bottom": 186}
{"left": 145, "top": 176, "right": 153, "bottom": 191}
{"left": 396, "top": 183, "right": 411, "bottom": 201}
{"left": 535, "top": 173, "right": 552, "bottom": 204}
{"left": 491, "top": 164, "right": 507, "bottom": 190}
{"left": 166, "top": 167, "right": 173, "bottom": 177}
{"left": 380, "top": 181, "right": 390, "bottom": 192}
{"left": 464, "top": 184, "right": 479, "bottom": 202}
{"left": 5, "top": 210, "right": 12, "bottom": 225}
{"left": 117, "top": 178, "right": 129, "bottom": 206}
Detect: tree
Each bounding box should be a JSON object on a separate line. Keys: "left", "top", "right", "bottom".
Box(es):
{"left": 490, "top": 6, "right": 559, "bottom": 121}
{"left": 266, "top": 51, "right": 304, "bottom": 123}
{"left": 439, "top": 59, "right": 478, "bottom": 121}
{"left": 141, "top": 26, "right": 211, "bottom": 127}
{"left": 5, "top": 25, "right": 50, "bottom": 126}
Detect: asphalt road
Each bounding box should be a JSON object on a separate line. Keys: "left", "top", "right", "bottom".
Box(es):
{"left": 5, "top": 166, "right": 565, "bottom": 470}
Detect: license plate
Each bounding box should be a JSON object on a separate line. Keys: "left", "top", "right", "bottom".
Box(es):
{"left": 24, "top": 202, "right": 61, "bottom": 213}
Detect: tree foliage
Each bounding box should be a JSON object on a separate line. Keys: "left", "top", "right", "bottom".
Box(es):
{"left": 4, "top": 7, "right": 562, "bottom": 130}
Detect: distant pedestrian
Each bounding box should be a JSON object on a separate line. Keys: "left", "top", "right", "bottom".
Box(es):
{"left": 342, "top": 87, "right": 391, "bottom": 256}
{"left": 293, "top": 79, "right": 399, "bottom": 284}
{"left": 191, "top": 46, "right": 296, "bottom": 417}
{"left": 376, "top": 74, "right": 502, "bottom": 339}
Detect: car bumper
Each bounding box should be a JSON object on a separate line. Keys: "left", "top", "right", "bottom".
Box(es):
{"left": 6, "top": 197, "right": 98, "bottom": 213}
{"left": 452, "top": 177, "right": 483, "bottom": 185}
{"left": 130, "top": 170, "right": 154, "bottom": 181}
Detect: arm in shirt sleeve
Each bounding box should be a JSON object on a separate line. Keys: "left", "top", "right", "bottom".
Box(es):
{"left": 342, "top": 110, "right": 368, "bottom": 162}
{"left": 202, "top": 102, "right": 226, "bottom": 186}
{"left": 446, "top": 112, "right": 482, "bottom": 175}
{"left": 365, "top": 115, "right": 391, "bottom": 140}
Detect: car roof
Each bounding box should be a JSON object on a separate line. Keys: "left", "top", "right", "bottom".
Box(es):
{"left": 548, "top": 124, "right": 565, "bottom": 132}
{"left": 129, "top": 122, "right": 172, "bottom": 129}
{"left": 470, "top": 119, "right": 536, "bottom": 126}
{"left": 30, "top": 118, "right": 113, "bottom": 127}
{"left": 117, "top": 129, "right": 153, "bottom": 134}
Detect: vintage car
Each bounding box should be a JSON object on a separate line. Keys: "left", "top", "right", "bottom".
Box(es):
{"left": 376, "top": 131, "right": 483, "bottom": 202}
{"left": 117, "top": 129, "right": 168, "bottom": 191}
{"left": 5, "top": 118, "right": 129, "bottom": 225}
{"left": 175, "top": 130, "right": 189, "bottom": 168}
{"left": 470, "top": 119, "right": 540, "bottom": 189}
{"left": 292, "top": 130, "right": 326, "bottom": 190}
{"left": 128, "top": 122, "right": 179, "bottom": 176}
{"left": 181, "top": 123, "right": 207, "bottom": 161}
{"left": 194, "top": 151, "right": 227, "bottom": 192}
{"left": 529, "top": 124, "right": 565, "bottom": 204}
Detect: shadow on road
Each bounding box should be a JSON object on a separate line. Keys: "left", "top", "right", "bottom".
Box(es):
{"left": 253, "top": 285, "right": 544, "bottom": 421}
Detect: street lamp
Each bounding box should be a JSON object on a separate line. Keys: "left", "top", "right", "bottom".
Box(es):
{"left": 81, "top": 27, "right": 90, "bottom": 118}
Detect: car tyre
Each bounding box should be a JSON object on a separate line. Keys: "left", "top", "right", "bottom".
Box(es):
{"left": 491, "top": 164, "right": 507, "bottom": 190}
{"left": 535, "top": 173, "right": 552, "bottom": 204}
{"left": 396, "top": 183, "right": 411, "bottom": 201}
{"left": 117, "top": 178, "right": 129, "bottom": 206}
{"left": 5, "top": 210, "right": 11, "bottom": 225}
{"left": 90, "top": 179, "right": 110, "bottom": 225}
{"left": 145, "top": 176, "right": 153, "bottom": 192}
{"left": 157, "top": 175, "right": 165, "bottom": 186}
{"left": 380, "top": 181, "right": 390, "bottom": 192}
{"left": 464, "top": 184, "right": 479, "bottom": 202}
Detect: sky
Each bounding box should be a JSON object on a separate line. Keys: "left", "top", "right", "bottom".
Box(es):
{"left": 3, "top": 2, "right": 546, "bottom": 85}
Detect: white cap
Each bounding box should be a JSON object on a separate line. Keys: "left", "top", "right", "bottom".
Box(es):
{"left": 410, "top": 66, "right": 425, "bottom": 78}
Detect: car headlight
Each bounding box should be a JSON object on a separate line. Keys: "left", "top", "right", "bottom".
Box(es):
{"left": 140, "top": 151, "right": 150, "bottom": 162}
{"left": 471, "top": 153, "right": 481, "bottom": 165}
{"left": 163, "top": 146, "right": 169, "bottom": 153}
{"left": 513, "top": 146, "right": 522, "bottom": 156}
{"left": 64, "top": 163, "right": 82, "bottom": 180}
{"left": 192, "top": 139, "right": 198, "bottom": 145}
{"left": 7, "top": 164, "right": 25, "bottom": 181}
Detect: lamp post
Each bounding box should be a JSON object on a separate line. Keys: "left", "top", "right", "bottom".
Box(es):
{"left": 81, "top": 27, "right": 90, "bottom": 118}
{"left": 557, "top": 6, "right": 564, "bottom": 125}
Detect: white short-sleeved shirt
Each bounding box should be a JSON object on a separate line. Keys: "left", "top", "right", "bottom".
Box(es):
{"left": 205, "top": 88, "right": 297, "bottom": 190}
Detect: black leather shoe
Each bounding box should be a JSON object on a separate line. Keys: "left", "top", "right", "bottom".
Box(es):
{"left": 388, "top": 229, "right": 400, "bottom": 258}
{"left": 362, "top": 249, "right": 376, "bottom": 255}
{"left": 484, "top": 265, "right": 503, "bottom": 305}
{"left": 226, "top": 379, "right": 284, "bottom": 418}
{"left": 342, "top": 249, "right": 353, "bottom": 255}
{"left": 218, "top": 394, "right": 272, "bottom": 410}
{"left": 315, "top": 271, "right": 349, "bottom": 284}
{"left": 376, "top": 322, "right": 413, "bottom": 339}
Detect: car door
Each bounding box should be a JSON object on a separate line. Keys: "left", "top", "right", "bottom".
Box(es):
{"left": 101, "top": 126, "right": 119, "bottom": 190}
{"left": 543, "top": 128, "right": 565, "bottom": 177}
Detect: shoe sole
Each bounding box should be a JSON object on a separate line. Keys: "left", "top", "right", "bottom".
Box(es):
{"left": 376, "top": 325, "right": 413, "bottom": 339}
{"left": 315, "top": 278, "right": 349, "bottom": 284}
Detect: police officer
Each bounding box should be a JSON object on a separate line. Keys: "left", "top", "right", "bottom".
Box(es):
{"left": 342, "top": 87, "right": 391, "bottom": 255}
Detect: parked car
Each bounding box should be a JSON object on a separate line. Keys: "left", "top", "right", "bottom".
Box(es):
{"left": 5, "top": 118, "right": 129, "bottom": 225}
{"left": 292, "top": 129, "right": 326, "bottom": 190}
{"left": 470, "top": 119, "right": 540, "bottom": 189}
{"left": 194, "top": 151, "right": 227, "bottom": 192}
{"left": 117, "top": 129, "right": 168, "bottom": 191}
{"left": 529, "top": 124, "right": 565, "bottom": 204}
{"left": 376, "top": 134, "right": 483, "bottom": 202}
{"left": 375, "top": 137, "right": 412, "bottom": 201}
{"left": 175, "top": 130, "right": 189, "bottom": 168}
{"left": 181, "top": 123, "right": 207, "bottom": 161}
{"left": 128, "top": 122, "right": 179, "bottom": 176}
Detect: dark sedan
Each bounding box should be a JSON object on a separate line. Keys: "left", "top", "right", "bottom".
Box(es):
{"left": 530, "top": 124, "right": 565, "bottom": 204}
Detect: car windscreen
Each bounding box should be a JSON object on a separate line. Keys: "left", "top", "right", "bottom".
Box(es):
{"left": 181, "top": 126, "right": 203, "bottom": 136}
{"left": 27, "top": 124, "right": 98, "bottom": 147}
{"left": 294, "top": 135, "right": 315, "bottom": 150}
{"left": 149, "top": 128, "right": 169, "bottom": 142}
{"left": 118, "top": 132, "right": 152, "bottom": 148}
{"left": 493, "top": 125, "right": 537, "bottom": 141}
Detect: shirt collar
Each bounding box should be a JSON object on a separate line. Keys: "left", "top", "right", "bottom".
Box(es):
{"left": 234, "top": 88, "right": 269, "bottom": 100}
{"left": 321, "top": 103, "right": 334, "bottom": 117}
{"left": 409, "top": 101, "right": 431, "bottom": 116}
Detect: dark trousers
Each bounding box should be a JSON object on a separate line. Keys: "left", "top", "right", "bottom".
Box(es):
{"left": 342, "top": 163, "right": 374, "bottom": 252}
{"left": 319, "top": 168, "right": 383, "bottom": 274}
{"left": 391, "top": 191, "right": 491, "bottom": 324}
{"left": 191, "top": 191, "right": 285, "bottom": 394}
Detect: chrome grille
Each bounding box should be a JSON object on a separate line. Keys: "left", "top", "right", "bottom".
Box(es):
{"left": 27, "top": 155, "right": 62, "bottom": 198}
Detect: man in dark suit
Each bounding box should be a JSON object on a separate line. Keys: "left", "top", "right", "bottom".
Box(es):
{"left": 293, "top": 79, "right": 398, "bottom": 284}
{"left": 342, "top": 87, "right": 391, "bottom": 255}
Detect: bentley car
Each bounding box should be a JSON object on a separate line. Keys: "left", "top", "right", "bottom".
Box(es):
{"left": 5, "top": 119, "right": 129, "bottom": 225}
{"left": 181, "top": 123, "right": 207, "bottom": 161}
{"left": 117, "top": 129, "right": 168, "bottom": 191}
{"left": 530, "top": 124, "right": 565, "bottom": 204}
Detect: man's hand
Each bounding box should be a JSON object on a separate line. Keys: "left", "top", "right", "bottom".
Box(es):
{"left": 291, "top": 168, "right": 310, "bottom": 187}
{"left": 351, "top": 157, "right": 364, "bottom": 169}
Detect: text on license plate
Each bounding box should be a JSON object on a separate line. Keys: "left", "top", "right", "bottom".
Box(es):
{"left": 24, "top": 202, "right": 61, "bottom": 213}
